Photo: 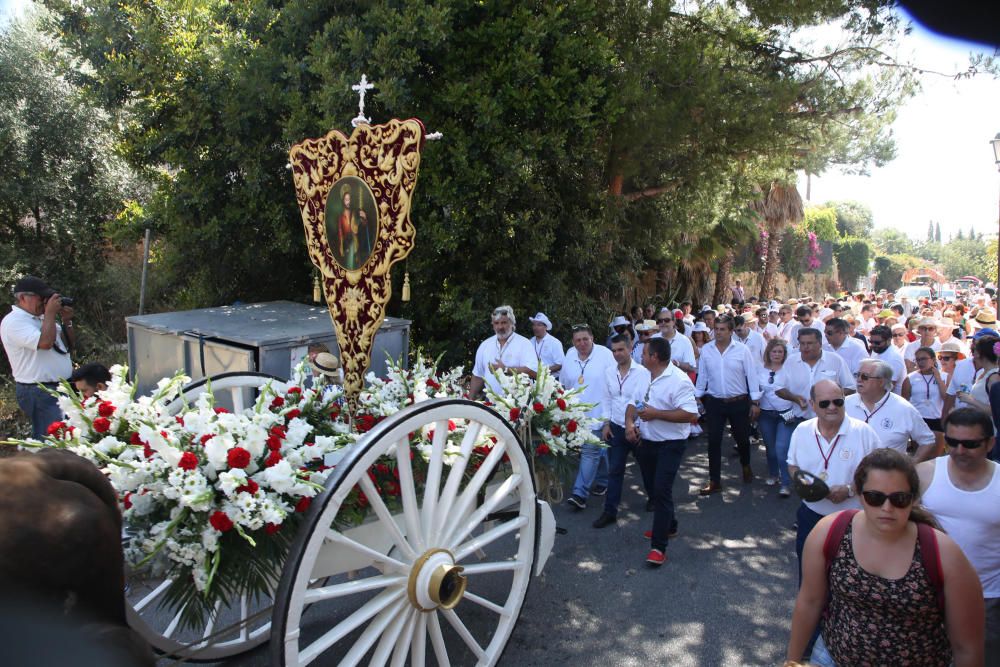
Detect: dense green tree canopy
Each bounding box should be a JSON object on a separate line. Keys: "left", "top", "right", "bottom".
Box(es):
{"left": 36, "top": 0, "right": 915, "bottom": 363}
{"left": 825, "top": 199, "right": 875, "bottom": 238}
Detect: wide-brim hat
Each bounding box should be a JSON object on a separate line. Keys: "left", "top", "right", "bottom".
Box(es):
{"left": 313, "top": 352, "right": 343, "bottom": 383}
{"left": 691, "top": 322, "right": 711, "bottom": 334}
{"left": 610, "top": 315, "right": 629, "bottom": 329}
{"left": 12, "top": 275, "right": 55, "bottom": 299}
{"left": 529, "top": 312, "right": 553, "bottom": 331}
{"left": 793, "top": 469, "right": 830, "bottom": 503}
{"left": 635, "top": 319, "right": 658, "bottom": 333}
{"left": 916, "top": 316, "right": 938, "bottom": 329}
{"left": 973, "top": 310, "right": 997, "bottom": 328}
{"left": 938, "top": 340, "right": 966, "bottom": 360}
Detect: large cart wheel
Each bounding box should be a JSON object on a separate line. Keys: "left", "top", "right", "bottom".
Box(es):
{"left": 125, "top": 372, "right": 284, "bottom": 661}
{"left": 271, "top": 399, "right": 539, "bottom": 666}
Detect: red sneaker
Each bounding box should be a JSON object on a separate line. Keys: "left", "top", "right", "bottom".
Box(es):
{"left": 644, "top": 525, "right": 678, "bottom": 539}
{"left": 646, "top": 548, "right": 666, "bottom": 566}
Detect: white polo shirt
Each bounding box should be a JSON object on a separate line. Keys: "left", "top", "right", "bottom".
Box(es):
{"left": 0, "top": 305, "right": 72, "bottom": 383}
{"left": 844, "top": 391, "right": 936, "bottom": 454}
{"left": 734, "top": 329, "right": 766, "bottom": 365}
{"left": 787, "top": 416, "right": 879, "bottom": 515}
{"left": 560, "top": 344, "right": 615, "bottom": 421}
{"left": 872, "top": 345, "right": 906, "bottom": 394}
{"left": 635, "top": 363, "right": 698, "bottom": 441}
{"left": 600, "top": 360, "right": 651, "bottom": 427}
{"left": 660, "top": 331, "right": 696, "bottom": 370}
{"left": 774, "top": 352, "right": 856, "bottom": 419}
{"left": 695, "top": 339, "right": 762, "bottom": 401}
{"left": 472, "top": 332, "right": 536, "bottom": 397}
{"left": 530, "top": 333, "right": 565, "bottom": 371}
{"left": 824, "top": 336, "right": 868, "bottom": 376}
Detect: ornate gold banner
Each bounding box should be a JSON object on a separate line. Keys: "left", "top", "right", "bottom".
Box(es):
{"left": 289, "top": 118, "right": 425, "bottom": 408}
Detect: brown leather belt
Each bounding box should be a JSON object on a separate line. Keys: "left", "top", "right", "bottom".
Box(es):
{"left": 710, "top": 394, "right": 749, "bottom": 403}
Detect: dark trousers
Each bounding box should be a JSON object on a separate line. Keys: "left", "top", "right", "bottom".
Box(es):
{"left": 704, "top": 395, "right": 752, "bottom": 483}
{"left": 604, "top": 422, "right": 653, "bottom": 517}
{"left": 15, "top": 382, "right": 63, "bottom": 440}
{"left": 636, "top": 438, "right": 686, "bottom": 552}
{"left": 795, "top": 502, "right": 826, "bottom": 658}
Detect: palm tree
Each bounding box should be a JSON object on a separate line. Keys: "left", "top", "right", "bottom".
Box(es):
{"left": 750, "top": 182, "right": 804, "bottom": 300}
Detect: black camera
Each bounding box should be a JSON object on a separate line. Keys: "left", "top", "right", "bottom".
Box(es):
{"left": 60, "top": 296, "right": 74, "bottom": 307}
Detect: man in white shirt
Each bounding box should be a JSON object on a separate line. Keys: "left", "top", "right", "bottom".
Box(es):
{"left": 624, "top": 337, "right": 699, "bottom": 566}
{"left": 936, "top": 317, "right": 968, "bottom": 357}
{"left": 823, "top": 317, "right": 868, "bottom": 376}
{"left": 867, "top": 324, "right": 906, "bottom": 393}
{"left": 787, "top": 379, "right": 880, "bottom": 578}
{"left": 632, "top": 319, "right": 656, "bottom": 364}
{"left": 845, "top": 359, "right": 937, "bottom": 461}
{"left": 564, "top": 324, "right": 616, "bottom": 510}
{"left": 469, "top": 305, "right": 536, "bottom": 399}
{"left": 593, "top": 334, "right": 653, "bottom": 528}
{"left": 789, "top": 305, "right": 826, "bottom": 351}
{"left": 904, "top": 317, "right": 942, "bottom": 373}
{"left": 733, "top": 315, "right": 765, "bottom": 365}
{"left": 919, "top": 408, "right": 1000, "bottom": 664}
{"left": 752, "top": 306, "right": 779, "bottom": 341}
{"left": 653, "top": 310, "right": 696, "bottom": 375}
{"left": 775, "top": 328, "right": 856, "bottom": 422}
{"left": 528, "top": 312, "right": 565, "bottom": 374}
{"left": 777, "top": 304, "right": 798, "bottom": 344}
{"left": 695, "top": 315, "right": 762, "bottom": 493}
{"left": 859, "top": 303, "right": 878, "bottom": 334}
{"left": 0, "top": 276, "right": 75, "bottom": 438}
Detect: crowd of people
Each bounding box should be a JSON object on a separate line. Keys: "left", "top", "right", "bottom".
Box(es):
{"left": 468, "top": 286, "right": 1000, "bottom": 665}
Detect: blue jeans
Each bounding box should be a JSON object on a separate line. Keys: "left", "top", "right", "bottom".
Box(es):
{"left": 636, "top": 438, "right": 686, "bottom": 551}
{"left": 15, "top": 382, "right": 64, "bottom": 440}
{"left": 571, "top": 429, "right": 609, "bottom": 500}
{"left": 604, "top": 422, "right": 653, "bottom": 516}
{"left": 757, "top": 410, "right": 795, "bottom": 484}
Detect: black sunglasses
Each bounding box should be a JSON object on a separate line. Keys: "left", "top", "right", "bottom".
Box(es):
{"left": 816, "top": 398, "right": 845, "bottom": 409}
{"left": 854, "top": 372, "right": 876, "bottom": 382}
{"left": 944, "top": 436, "right": 985, "bottom": 450}
{"left": 656, "top": 318, "right": 670, "bottom": 324}
{"left": 861, "top": 490, "right": 914, "bottom": 508}
{"left": 768, "top": 370, "right": 775, "bottom": 384}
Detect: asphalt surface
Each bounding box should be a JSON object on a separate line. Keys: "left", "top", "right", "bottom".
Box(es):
{"left": 172, "top": 431, "right": 799, "bottom": 667}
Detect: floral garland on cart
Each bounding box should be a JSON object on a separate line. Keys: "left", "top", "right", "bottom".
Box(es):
{"left": 7, "top": 357, "right": 598, "bottom": 629}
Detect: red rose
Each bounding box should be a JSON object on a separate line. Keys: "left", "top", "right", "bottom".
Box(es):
{"left": 287, "top": 387, "right": 302, "bottom": 394}
{"left": 270, "top": 396, "right": 285, "bottom": 408}
{"left": 375, "top": 463, "right": 390, "bottom": 475}
{"left": 532, "top": 402, "right": 545, "bottom": 413}
{"left": 92, "top": 417, "right": 111, "bottom": 433}
{"left": 46, "top": 421, "right": 67, "bottom": 436}
{"left": 236, "top": 478, "right": 259, "bottom": 495}
{"left": 426, "top": 378, "right": 440, "bottom": 390}
{"left": 200, "top": 434, "right": 215, "bottom": 445}
{"left": 227, "top": 447, "right": 251, "bottom": 469}
{"left": 265, "top": 522, "right": 281, "bottom": 534}
{"left": 265, "top": 450, "right": 282, "bottom": 467}
{"left": 270, "top": 425, "right": 286, "bottom": 439}
{"left": 209, "top": 511, "right": 233, "bottom": 532}
{"left": 98, "top": 402, "right": 116, "bottom": 417}
{"left": 286, "top": 409, "right": 301, "bottom": 420}
{"left": 551, "top": 424, "right": 561, "bottom": 436}
{"left": 178, "top": 451, "right": 198, "bottom": 470}
{"left": 122, "top": 493, "right": 132, "bottom": 510}
{"left": 294, "top": 496, "right": 311, "bottom": 513}
{"left": 566, "top": 420, "right": 578, "bottom": 433}
{"left": 509, "top": 408, "right": 521, "bottom": 421}
{"left": 536, "top": 444, "right": 551, "bottom": 456}
{"left": 386, "top": 481, "right": 401, "bottom": 497}
{"left": 214, "top": 407, "right": 229, "bottom": 414}
{"left": 448, "top": 419, "right": 457, "bottom": 431}
{"left": 556, "top": 398, "right": 567, "bottom": 410}
{"left": 266, "top": 435, "right": 283, "bottom": 451}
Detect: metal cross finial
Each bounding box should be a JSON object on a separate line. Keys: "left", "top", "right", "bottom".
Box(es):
{"left": 350, "top": 74, "right": 375, "bottom": 128}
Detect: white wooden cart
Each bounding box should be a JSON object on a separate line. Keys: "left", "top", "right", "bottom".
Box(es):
{"left": 124, "top": 372, "right": 557, "bottom": 666}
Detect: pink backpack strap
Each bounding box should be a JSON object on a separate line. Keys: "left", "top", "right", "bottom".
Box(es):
{"left": 917, "top": 523, "right": 946, "bottom": 615}
{"left": 823, "top": 509, "right": 858, "bottom": 573}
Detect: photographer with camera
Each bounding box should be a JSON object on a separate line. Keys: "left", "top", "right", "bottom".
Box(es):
{"left": 1, "top": 276, "right": 75, "bottom": 438}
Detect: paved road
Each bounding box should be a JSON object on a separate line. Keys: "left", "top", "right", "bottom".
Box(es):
{"left": 180, "top": 432, "right": 799, "bottom": 666}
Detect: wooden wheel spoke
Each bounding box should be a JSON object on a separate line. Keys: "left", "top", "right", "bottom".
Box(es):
{"left": 335, "top": 597, "right": 408, "bottom": 667}
{"left": 358, "top": 473, "right": 418, "bottom": 561}
{"left": 132, "top": 578, "right": 171, "bottom": 612}
{"left": 325, "top": 530, "right": 409, "bottom": 572}
{"left": 367, "top": 605, "right": 413, "bottom": 667}
{"left": 410, "top": 610, "right": 428, "bottom": 667}
{"left": 453, "top": 516, "right": 528, "bottom": 562}
{"left": 460, "top": 560, "right": 525, "bottom": 575}
{"left": 427, "top": 611, "right": 450, "bottom": 667}
{"left": 420, "top": 420, "right": 450, "bottom": 539}
{"left": 298, "top": 588, "right": 405, "bottom": 666}
{"left": 431, "top": 422, "right": 483, "bottom": 542}
{"left": 442, "top": 472, "right": 521, "bottom": 547}
{"left": 393, "top": 437, "right": 426, "bottom": 553}
{"left": 388, "top": 608, "right": 417, "bottom": 667}
{"left": 463, "top": 591, "right": 506, "bottom": 616}
{"left": 441, "top": 607, "right": 487, "bottom": 660}
{"left": 303, "top": 574, "right": 405, "bottom": 605}
{"left": 201, "top": 599, "right": 223, "bottom": 639}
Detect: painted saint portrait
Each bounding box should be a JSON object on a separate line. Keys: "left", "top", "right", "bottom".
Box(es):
{"left": 325, "top": 176, "right": 379, "bottom": 271}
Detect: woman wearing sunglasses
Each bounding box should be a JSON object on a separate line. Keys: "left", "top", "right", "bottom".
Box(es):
{"left": 755, "top": 338, "right": 794, "bottom": 495}
{"left": 902, "top": 347, "right": 948, "bottom": 456}
{"left": 786, "top": 448, "right": 984, "bottom": 667}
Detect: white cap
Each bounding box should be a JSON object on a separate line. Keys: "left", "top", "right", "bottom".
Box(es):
{"left": 610, "top": 315, "right": 629, "bottom": 328}
{"left": 529, "top": 312, "right": 552, "bottom": 331}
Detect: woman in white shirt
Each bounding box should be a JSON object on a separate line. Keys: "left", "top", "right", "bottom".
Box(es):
{"left": 902, "top": 346, "right": 947, "bottom": 456}
{"left": 755, "top": 337, "right": 795, "bottom": 497}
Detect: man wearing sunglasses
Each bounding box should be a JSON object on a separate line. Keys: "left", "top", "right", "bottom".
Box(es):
{"left": 919, "top": 408, "right": 1000, "bottom": 664}
{"left": 845, "top": 359, "right": 937, "bottom": 461}
{"left": 867, "top": 324, "right": 906, "bottom": 394}
{"left": 904, "top": 317, "right": 942, "bottom": 373}
{"left": 822, "top": 318, "right": 867, "bottom": 376}
{"left": 653, "top": 309, "right": 696, "bottom": 375}
{"left": 775, "top": 328, "right": 855, "bottom": 423}
{"left": 787, "top": 380, "right": 880, "bottom": 579}
{"left": 1, "top": 276, "right": 75, "bottom": 439}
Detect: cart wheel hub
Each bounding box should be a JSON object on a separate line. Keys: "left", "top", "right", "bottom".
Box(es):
{"left": 407, "top": 548, "right": 467, "bottom": 611}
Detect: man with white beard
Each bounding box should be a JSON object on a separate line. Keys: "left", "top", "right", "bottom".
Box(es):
{"left": 468, "top": 305, "right": 536, "bottom": 399}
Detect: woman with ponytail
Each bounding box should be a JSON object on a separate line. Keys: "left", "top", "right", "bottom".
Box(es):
{"left": 786, "top": 448, "right": 984, "bottom": 667}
